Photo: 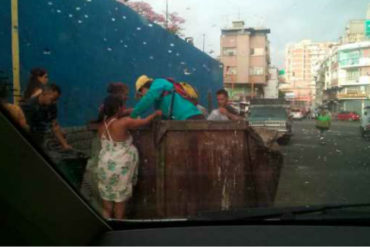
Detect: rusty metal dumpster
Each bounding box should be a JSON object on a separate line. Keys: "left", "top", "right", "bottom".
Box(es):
{"left": 129, "top": 120, "right": 283, "bottom": 219}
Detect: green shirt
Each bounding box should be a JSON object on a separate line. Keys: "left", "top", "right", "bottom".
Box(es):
{"left": 316, "top": 114, "right": 331, "bottom": 129}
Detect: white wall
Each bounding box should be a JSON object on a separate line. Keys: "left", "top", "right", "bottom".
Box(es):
{"left": 265, "top": 67, "right": 279, "bottom": 99}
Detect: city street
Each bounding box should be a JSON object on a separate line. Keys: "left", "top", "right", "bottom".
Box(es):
{"left": 275, "top": 119, "right": 370, "bottom": 207}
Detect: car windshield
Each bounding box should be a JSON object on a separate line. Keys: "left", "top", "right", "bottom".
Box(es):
{"left": 1, "top": 0, "right": 370, "bottom": 225}
{"left": 250, "top": 107, "right": 287, "bottom": 119}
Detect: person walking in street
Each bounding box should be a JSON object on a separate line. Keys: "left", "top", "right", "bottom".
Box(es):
{"left": 97, "top": 94, "right": 162, "bottom": 219}
{"left": 208, "top": 89, "right": 243, "bottom": 121}
{"left": 316, "top": 107, "right": 331, "bottom": 144}
{"left": 131, "top": 75, "right": 204, "bottom": 120}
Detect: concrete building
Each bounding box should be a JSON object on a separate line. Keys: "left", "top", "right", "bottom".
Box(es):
{"left": 220, "top": 21, "right": 271, "bottom": 101}
{"left": 316, "top": 41, "right": 370, "bottom": 114}
{"left": 339, "top": 4, "right": 370, "bottom": 44}
{"left": 342, "top": 20, "right": 367, "bottom": 44}
{"left": 284, "top": 40, "right": 336, "bottom": 109}
{"left": 264, "top": 67, "right": 279, "bottom": 99}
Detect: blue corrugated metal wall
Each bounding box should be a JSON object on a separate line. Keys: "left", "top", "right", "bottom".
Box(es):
{"left": 0, "top": 0, "right": 223, "bottom": 126}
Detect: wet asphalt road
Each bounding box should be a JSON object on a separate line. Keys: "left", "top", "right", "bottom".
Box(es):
{"left": 275, "top": 119, "right": 370, "bottom": 207}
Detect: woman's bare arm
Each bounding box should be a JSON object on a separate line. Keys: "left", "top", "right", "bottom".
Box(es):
{"left": 124, "top": 111, "right": 162, "bottom": 129}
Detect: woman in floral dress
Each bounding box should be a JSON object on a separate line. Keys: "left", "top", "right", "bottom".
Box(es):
{"left": 97, "top": 95, "right": 161, "bottom": 219}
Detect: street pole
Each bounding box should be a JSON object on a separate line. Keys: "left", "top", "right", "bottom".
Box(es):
{"left": 202, "top": 34, "right": 205, "bottom": 52}
{"left": 165, "top": 0, "right": 169, "bottom": 29}
{"left": 11, "top": 0, "right": 20, "bottom": 105}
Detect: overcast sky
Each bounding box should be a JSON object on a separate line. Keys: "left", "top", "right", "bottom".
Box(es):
{"left": 132, "top": 0, "right": 369, "bottom": 68}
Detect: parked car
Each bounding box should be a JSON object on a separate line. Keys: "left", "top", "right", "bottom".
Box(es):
{"left": 336, "top": 111, "right": 360, "bottom": 121}
{"left": 290, "top": 109, "right": 305, "bottom": 120}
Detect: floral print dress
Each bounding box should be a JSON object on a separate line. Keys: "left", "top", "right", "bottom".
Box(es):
{"left": 97, "top": 118, "right": 139, "bottom": 203}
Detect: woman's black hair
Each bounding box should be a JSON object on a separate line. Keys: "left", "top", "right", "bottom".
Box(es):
{"left": 102, "top": 95, "right": 124, "bottom": 119}
{"left": 23, "top": 68, "right": 47, "bottom": 100}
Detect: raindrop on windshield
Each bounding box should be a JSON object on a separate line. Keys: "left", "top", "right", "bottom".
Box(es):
{"left": 136, "top": 27, "right": 142, "bottom": 31}
{"left": 111, "top": 18, "right": 116, "bottom": 22}
{"left": 184, "top": 68, "right": 191, "bottom": 75}
{"left": 148, "top": 23, "right": 153, "bottom": 27}
{"left": 176, "top": 53, "right": 180, "bottom": 56}
{"left": 48, "top": 2, "right": 53, "bottom": 6}
{"left": 86, "top": 0, "right": 92, "bottom": 2}
{"left": 120, "top": 40, "right": 123, "bottom": 43}
{"left": 56, "top": 9, "right": 61, "bottom": 13}
{"left": 122, "top": 16, "right": 127, "bottom": 19}
{"left": 124, "top": 45, "right": 128, "bottom": 48}
{"left": 76, "top": 6, "right": 81, "bottom": 11}
{"left": 84, "top": 14, "right": 89, "bottom": 18}
{"left": 43, "top": 49, "right": 51, "bottom": 55}
{"left": 180, "top": 61, "right": 186, "bottom": 65}
{"left": 149, "top": 56, "right": 154, "bottom": 60}
{"left": 168, "top": 50, "right": 172, "bottom": 54}
{"left": 143, "top": 41, "right": 147, "bottom": 45}
{"left": 77, "top": 20, "right": 83, "bottom": 24}
{"left": 170, "top": 43, "right": 175, "bottom": 47}
{"left": 107, "top": 47, "right": 112, "bottom": 52}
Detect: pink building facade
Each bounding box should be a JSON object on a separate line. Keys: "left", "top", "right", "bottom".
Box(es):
{"left": 220, "top": 21, "right": 271, "bottom": 101}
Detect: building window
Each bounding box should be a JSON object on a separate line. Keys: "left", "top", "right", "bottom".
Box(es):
{"left": 250, "top": 48, "right": 265, "bottom": 56}
{"left": 226, "top": 66, "right": 237, "bottom": 75}
{"left": 347, "top": 69, "right": 360, "bottom": 81}
{"left": 339, "top": 50, "right": 360, "bottom": 67}
{"left": 250, "top": 67, "right": 265, "bottom": 76}
{"left": 223, "top": 48, "right": 237, "bottom": 56}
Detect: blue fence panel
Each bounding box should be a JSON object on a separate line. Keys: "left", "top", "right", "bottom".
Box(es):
{"left": 2, "top": 0, "right": 223, "bottom": 126}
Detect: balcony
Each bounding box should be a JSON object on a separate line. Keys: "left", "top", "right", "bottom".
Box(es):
{"left": 340, "top": 57, "right": 370, "bottom": 69}
{"left": 340, "top": 76, "right": 370, "bottom": 86}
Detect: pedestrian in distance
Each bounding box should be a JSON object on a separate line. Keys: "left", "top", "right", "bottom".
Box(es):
{"left": 316, "top": 107, "right": 331, "bottom": 144}
{"left": 97, "top": 94, "right": 162, "bottom": 219}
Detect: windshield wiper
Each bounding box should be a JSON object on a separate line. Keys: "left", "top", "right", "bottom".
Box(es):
{"left": 191, "top": 203, "right": 370, "bottom": 222}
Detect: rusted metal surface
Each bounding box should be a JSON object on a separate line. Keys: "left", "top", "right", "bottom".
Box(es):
{"left": 129, "top": 120, "right": 283, "bottom": 219}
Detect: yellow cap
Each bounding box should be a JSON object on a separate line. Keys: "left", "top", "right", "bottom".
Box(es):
{"left": 180, "top": 82, "right": 199, "bottom": 99}
{"left": 135, "top": 75, "right": 153, "bottom": 91}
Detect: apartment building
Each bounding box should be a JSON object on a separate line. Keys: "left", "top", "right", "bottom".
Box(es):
{"left": 220, "top": 21, "right": 271, "bottom": 101}
{"left": 284, "top": 40, "right": 336, "bottom": 109}
{"left": 317, "top": 41, "right": 370, "bottom": 114}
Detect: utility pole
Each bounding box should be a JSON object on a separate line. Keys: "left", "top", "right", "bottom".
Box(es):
{"left": 165, "top": 0, "right": 169, "bottom": 29}
{"left": 202, "top": 34, "right": 205, "bottom": 52}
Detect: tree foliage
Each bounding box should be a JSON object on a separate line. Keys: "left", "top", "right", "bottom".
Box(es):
{"left": 117, "top": 0, "right": 185, "bottom": 36}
